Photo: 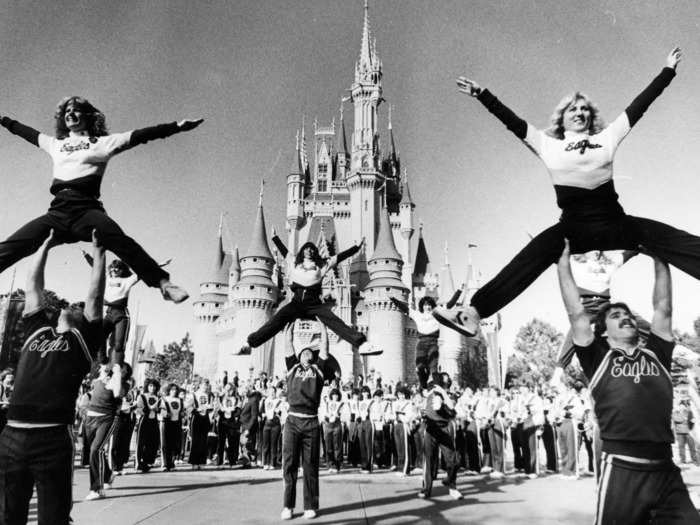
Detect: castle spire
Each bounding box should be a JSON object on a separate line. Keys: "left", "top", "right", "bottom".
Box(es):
{"left": 371, "top": 204, "right": 402, "bottom": 261}
{"left": 413, "top": 221, "right": 429, "bottom": 277}
{"left": 359, "top": 0, "right": 373, "bottom": 70}
{"left": 245, "top": 186, "right": 273, "bottom": 259}
{"left": 338, "top": 99, "right": 348, "bottom": 155}
{"left": 400, "top": 168, "right": 413, "bottom": 206}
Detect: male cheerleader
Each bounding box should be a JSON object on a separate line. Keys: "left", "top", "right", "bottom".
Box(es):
{"left": 558, "top": 239, "right": 700, "bottom": 524}
{"left": 0, "top": 229, "right": 105, "bottom": 525}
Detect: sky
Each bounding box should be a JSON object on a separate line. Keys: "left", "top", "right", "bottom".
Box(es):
{"left": 1, "top": 0, "right": 700, "bottom": 357}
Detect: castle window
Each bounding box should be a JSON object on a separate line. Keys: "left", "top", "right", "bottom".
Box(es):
{"left": 318, "top": 179, "right": 327, "bottom": 192}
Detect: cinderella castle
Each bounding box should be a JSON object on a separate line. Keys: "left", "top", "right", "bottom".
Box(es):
{"left": 192, "top": 2, "right": 490, "bottom": 384}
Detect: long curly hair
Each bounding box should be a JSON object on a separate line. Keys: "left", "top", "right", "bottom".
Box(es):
{"left": 54, "top": 96, "right": 108, "bottom": 139}
{"left": 545, "top": 91, "right": 605, "bottom": 139}
{"left": 294, "top": 241, "right": 325, "bottom": 268}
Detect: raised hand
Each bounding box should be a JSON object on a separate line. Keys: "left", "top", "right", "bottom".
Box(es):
{"left": 456, "top": 76, "right": 482, "bottom": 97}
{"left": 177, "top": 118, "right": 204, "bottom": 131}
{"left": 666, "top": 47, "right": 682, "bottom": 69}
{"left": 41, "top": 228, "right": 57, "bottom": 250}
{"left": 558, "top": 238, "right": 571, "bottom": 266}
{"left": 91, "top": 228, "right": 103, "bottom": 250}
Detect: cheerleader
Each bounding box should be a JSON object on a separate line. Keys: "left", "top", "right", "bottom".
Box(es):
{"left": 322, "top": 388, "right": 344, "bottom": 473}
{"left": 280, "top": 320, "right": 335, "bottom": 520}
{"left": 393, "top": 386, "right": 414, "bottom": 477}
{"left": 135, "top": 379, "right": 160, "bottom": 472}
{"left": 261, "top": 386, "right": 282, "bottom": 470}
{"left": 83, "top": 363, "right": 131, "bottom": 500}
{"left": 159, "top": 383, "right": 183, "bottom": 472}
{"left": 188, "top": 381, "right": 214, "bottom": 470}
{"left": 358, "top": 386, "right": 375, "bottom": 473}
{"left": 244, "top": 235, "right": 380, "bottom": 356}
{"left": 111, "top": 378, "right": 136, "bottom": 475}
{"left": 216, "top": 382, "right": 241, "bottom": 468}
{"left": 438, "top": 48, "right": 698, "bottom": 337}
{"left": 346, "top": 389, "right": 361, "bottom": 467}
{"left": 239, "top": 384, "right": 261, "bottom": 468}
{"left": 0, "top": 97, "right": 202, "bottom": 303}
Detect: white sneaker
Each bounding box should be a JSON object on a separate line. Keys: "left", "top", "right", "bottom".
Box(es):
{"left": 449, "top": 488, "right": 464, "bottom": 500}
{"left": 103, "top": 483, "right": 112, "bottom": 490}
{"left": 160, "top": 282, "right": 189, "bottom": 304}
{"left": 84, "top": 490, "right": 105, "bottom": 501}
{"left": 527, "top": 473, "right": 538, "bottom": 480}
{"left": 358, "top": 342, "right": 382, "bottom": 356}
{"left": 280, "top": 508, "right": 293, "bottom": 520}
{"left": 432, "top": 306, "right": 479, "bottom": 337}
{"left": 303, "top": 509, "right": 317, "bottom": 519}
{"left": 490, "top": 471, "right": 505, "bottom": 479}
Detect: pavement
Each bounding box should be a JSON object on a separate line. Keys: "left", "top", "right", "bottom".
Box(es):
{"left": 23, "top": 462, "right": 700, "bottom": 525}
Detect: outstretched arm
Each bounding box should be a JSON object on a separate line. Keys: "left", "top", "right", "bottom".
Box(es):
{"left": 327, "top": 238, "right": 365, "bottom": 270}
{"left": 271, "top": 226, "right": 289, "bottom": 258}
{"left": 0, "top": 116, "right": 42, "bottom": 147}
{"left": 456, "top": 76, "right": 528, "bottom": 140}
{"left": 122, "top": 118, "right": 204, "bottom": 151}
{"left": 317, "top": 318, "right": 329, "bottom": 361}
{"left": 25, "top": 230, "right": 57, "bottom": 312}
{"left": 84, "top": 230, "right": 106, "bottom": 323}
{"left": 625, "top": 47, "right": 680, "bottom": 127}
{"left": 650, "top": 256, "right": 672, "bottom": 340}
{"left": 557, "top": 239, "right": 593, "bottom": 346}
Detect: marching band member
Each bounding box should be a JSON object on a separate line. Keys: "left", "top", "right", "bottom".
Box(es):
{"left": 135, "top": 378, "right": 161, "bottom": 472}
{"left": 159, "top": 383, "right": 183, "bottom": 472}
{"left": 216, "top": 382, "right": 241, "bottom": 468}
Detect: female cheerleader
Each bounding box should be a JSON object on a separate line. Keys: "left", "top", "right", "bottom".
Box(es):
{"left": 0, "top": 96, "right": 202, "bottom": 303}
{"left": 216, "top": 382, "right": 241, "bottom": 468}
{"left": 188, "top": 381, "right": 214, "bottom": 469}
{"left": 135, "top": 378, "right": 161, "bottom": 472}
{"left": 436, "top": 47, "right": 700, "bottom": 336}
{"left": 159, "top": 383, "right": 183, "bottom": 472}
{"left": 243, "top": 233, "right": 379, "bottom": 355}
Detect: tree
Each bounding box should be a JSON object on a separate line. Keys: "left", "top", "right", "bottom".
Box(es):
{"left": 147, "top": 333, "right": 194, "bottom": 386}
{"left": 506, "top": 318, "right": 565, "bottom": 387}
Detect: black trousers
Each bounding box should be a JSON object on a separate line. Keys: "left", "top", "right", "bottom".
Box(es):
{"left": 0, "top": 425, "right": 74, "bottom": 525}
{"left": 416, "top": 336, "right": 439, "bottom": 389}
{"left": 0, "top": 191, "right": 168, "bottom": 288}
{"left": 161, "top": 420, "right": 182, "bottom": 470}
{"left": 248, "top": 296, "right": 366, "bottom": 348}
{"left": 465, "top": 420, "right": 481, "bottom": 472}
{"left": 111, "top": 412, "right": 133, "bottom": 472}
{"left": 393, "top": 421, "right": 413, "bottom": 475}
{"left": 471, "top": 214, "right": 700, "bottom": 318}
{"left": 84, "top": 414, "right": 118, "bottom": 492}
{"left": 422, "top": 421, "right": 459, "bottom": 496}
{"left": 103, "top": 305, "right": 130, "bottom": 365}
{"left": 216, "top": 418, "right": 240, "bottom": 466}
{"left": 542, "top": 420, "right": 557, "bottom": 472}
{"left": 135, "top": 416, "right": 159, "bottom": 471}
{"left": 595, "top": 454, "right": 700, "bottom": 525}
{"left": 346, "top": 420, "right": 361, "bottom": 467}
{"left": 358, "top": 419, "right": 374, "bottom": 472}
{"left": 188, "top": 412, "right": 210, "bottom": 466}
{"left": 323, "top": 420, "right": 343, "bottom": 470}
{"left": 488, "top": 421, "right": 506, "bottom": 473}
{"left": 262, "top": 418, "right": 281, "bottom": 467}
{"left": 282, "top": 415, "right": 320, "bottom": 512}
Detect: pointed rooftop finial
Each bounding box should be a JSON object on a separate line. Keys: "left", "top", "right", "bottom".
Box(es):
{"left": 295, "top": 129, "right": 299, "bottom": 151}
{"left": 258, "top": 179, "right": 265, "bottom": 206}
{"left": 388, "top": 104, "right": 393, "bottom": 130}
{"left": 419, "top": 219, "right": 424, "bottom": 234}
{"left": 444, "top": 241, "right": 450, "bottom": 265}
{"left": 359, "top": 0, "right": 373, "bottom": 69}
{"left": 339, "top": 98, "right": 344, "bottom": 120}
{"left": 218, "top": 212, "right": 224, "bottom": 238}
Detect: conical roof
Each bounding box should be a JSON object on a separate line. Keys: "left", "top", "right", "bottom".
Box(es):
{"left": 244, "top": 202, "right": 273, "bottom": 260}
{"left": 413, "top": 226, "right": 429, "bottom": 276}
{"left": 400, "top": 172, "right": 413, "bottom": 206}
{"left": 370, "top": 205, "right": 401, "bottom": 261}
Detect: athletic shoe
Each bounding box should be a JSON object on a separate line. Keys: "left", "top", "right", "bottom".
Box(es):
{"left": 160, "top": 283, "right": 189, "bottom": 304}
{"left": 358, "top": 342, "right": 382, "bottom": 356}
{"left": 395, "top": 472, "right": 407, "bottom": 478}
{"left": 360, "top": 469, "right": 370, "bottom": 474}
{"left": 527, "top": 473, "right": 538, "bottom": 480}
{"left": 449, "top": 488, "right": 464, "bottom": 500}
{"left": 490, "top": 471, "right": 505, "bottom": 479}
{"left": 432, "top": 306, "right": 478, "bottom": 337}
{"left": 303, "top": 509, "right": 317, "bottom": 519}
{"left": 280, "top": 508, "right": 293, "bottom": 520}
{"left": 103, "top": 483, "right": 112, "bottom": 490}
{"left": 417, "top": 491, "right": 428, "bottom": 499}
{"left": 84, "top": 490, "right": 105, "bottom": 501}
{"left": 479, "top": 466, "right": 492, "bottom": 474}
{"left": 113, "top": 470, "right": 123, "bottom": 476}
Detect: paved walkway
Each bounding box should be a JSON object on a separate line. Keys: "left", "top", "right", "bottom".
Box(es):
{"left": 24, "top": 463, "right": 700, "bottom": 524}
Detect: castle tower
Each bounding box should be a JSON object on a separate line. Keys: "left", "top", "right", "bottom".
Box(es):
{"left": 364, "top": 204, "right": 408, "bottom": 381}
{"left": 347, "top": 0, "right": 383, "bottom": 288}
{"left": 224, "top": 191, "right": 279, "bottom": 375}
{"left": 438, "top": 243, "right": 465, "bottom": 383}
{"left": 286, "top": 131, "right": 305, "bottom": 258}
{"left": 336, "top": 101, "right": 350, "bottom": 182}
{"left": 399, "top": 169, "right": 415, "bottom": 289}
{"left": 192, "top": 217, "right": 231, "bottom": 379}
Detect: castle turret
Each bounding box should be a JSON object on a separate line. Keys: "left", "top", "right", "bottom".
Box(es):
{"left": 438, "top": 243, "right": 465, "bottom": 383}
{"left": 399, "top": 169, "right": 415, "bottom": 289}
{"left": 193, "top": 217, "right": 231, "bottom": 379}
{"left": 336, "top": 101, "right": 350, "bottom": 181}
{"left": 287, "top": 131, "right": 305, "bottom": 257}
{"left": 223, "top": 192, "right": 279, "bottom": 375}
{"left": 347, "top": 0, "right": 383, "bottom": 288}
{"left": 364, "top": 204, "right": 408, "bottom": 380}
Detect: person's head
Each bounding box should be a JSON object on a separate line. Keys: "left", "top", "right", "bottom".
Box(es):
{"left": 437, "top": 372, "right": 452, "bottom": 391}
{"left": 167, "top": 383, "right": 179, "bottom": 397}
{"left": 144, "top": 378, "right": 160, "bottom": 394}
{"left": 418, "top": 296, "right": 437, "bottom": 314}
{"left": 1, "top": 369, "right": 14, "bottom": 386}
{"left": 56, "top": 302, "right": 86, "bottom": 333}
{"left": 546, "top": 92, "right": 604, "bottom": 139}
{"left": 594, "top": 302, "right": 638, "bottom": 344}
{"left": 294, "top": 242, "right": 324, "bottom": 267}
{"left": 223, "top": 382, "right": 234, "bottom": 395}
{"left": 361, "top": 386, "right": 371, "bottom": 399}
{"left": 54, "top": 96, "right": 108, "bottom": 139}
{"left": 329, "top": 388, "right": 340, "bottom": 401}
{"left": 296, "top": 345, "right": 314, "bottom": 368}
{"left": 108, "top": 259, "right": 132, "bottom": 279}
{"left": 267, "top": 385, "right": 277, "bottom": 398}
{"left": 373, "top": 389, "right": 383, "bottom": 400}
